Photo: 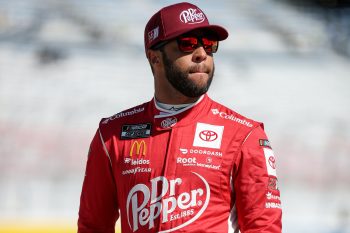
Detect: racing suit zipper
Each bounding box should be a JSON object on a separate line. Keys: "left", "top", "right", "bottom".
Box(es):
{"left": 162, "top": 128, "right": 175, "bottom": 176}
{"left": 157, "top": 127, "right": 178, "bottom": 232}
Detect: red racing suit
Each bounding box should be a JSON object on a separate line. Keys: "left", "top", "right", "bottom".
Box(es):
{"left": 78, "top": 94, "right": 282, "bottom": 233}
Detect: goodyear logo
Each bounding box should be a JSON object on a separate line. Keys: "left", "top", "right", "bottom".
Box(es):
{"left": 130, "top": 140, "right": 147, "bottom": 157}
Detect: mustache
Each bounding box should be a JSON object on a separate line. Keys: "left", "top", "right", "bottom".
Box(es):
{"left": 188, "top": 64, "right": 210, "bottom": 73}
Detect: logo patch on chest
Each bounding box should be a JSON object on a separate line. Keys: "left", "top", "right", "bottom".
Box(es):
{"left": 121, "top": 123, "right": 151, "bottom": 139}
{"left": 193, "top": 123, "right": 224, "bottom": 149}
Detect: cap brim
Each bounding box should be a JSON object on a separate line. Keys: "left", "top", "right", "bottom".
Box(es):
{"left": 167, "top": 25, "right": 229, "bottom": 42}
{"left": 197, "top": 25, "right": 229, "bottom": 41}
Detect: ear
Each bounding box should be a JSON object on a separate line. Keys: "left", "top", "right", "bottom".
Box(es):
{"left": 151, "top": 56, "right": 159, "bottom": 64}
{"left": 147, "top": 49, "right": 160, "bottom": 65}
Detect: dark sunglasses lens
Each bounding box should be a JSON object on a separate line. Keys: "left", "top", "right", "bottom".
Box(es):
{"left": 202, "top": 38, "right": 218, "bottom": 53}
{"left": 178, "top": 36, "right": 218, "bottom": 53}
{"left": 178, "top": 37, "right": 198, "bottom": 52}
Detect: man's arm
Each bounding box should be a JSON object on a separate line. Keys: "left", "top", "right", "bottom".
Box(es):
{"left": 78, "top": 128, "right": 119, "bottom": 233}
{"left": 233, "top": 125, "right": 282, "bottom": 232}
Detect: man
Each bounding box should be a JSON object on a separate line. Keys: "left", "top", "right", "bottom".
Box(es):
{"left": 78, "top": 2, "right": 282, "bottom": 233}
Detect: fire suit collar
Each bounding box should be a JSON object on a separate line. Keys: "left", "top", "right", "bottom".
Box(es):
{"left": 153, "top": 95, "right": 204, "bottom": 118}
{"left": 152, "top": 94, "right": 209, "bottom": 131}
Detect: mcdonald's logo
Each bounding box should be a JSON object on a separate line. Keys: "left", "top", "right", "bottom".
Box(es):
{"left": 130, "top": 140, "right": 147, "bottom": 157}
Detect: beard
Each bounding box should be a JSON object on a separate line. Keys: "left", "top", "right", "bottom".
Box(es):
{"left": 162, "top": 52, "right": 214, "bottom": 98}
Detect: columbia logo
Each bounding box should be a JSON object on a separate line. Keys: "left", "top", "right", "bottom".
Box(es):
{"left": 211, "top": 109, "right": 219, "bottom": 115}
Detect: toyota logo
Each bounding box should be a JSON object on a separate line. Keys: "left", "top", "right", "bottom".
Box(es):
{"left": 199, "top": 130, "right": 218, "bottom": 142}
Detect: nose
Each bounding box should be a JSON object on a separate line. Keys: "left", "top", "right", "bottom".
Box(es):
{"left": 192, "top": 46, "right": 207, "bottom": 63}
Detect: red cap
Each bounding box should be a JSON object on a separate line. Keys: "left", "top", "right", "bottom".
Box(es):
{"left": 144, "top": 2, "right": 229, "bottom": 51}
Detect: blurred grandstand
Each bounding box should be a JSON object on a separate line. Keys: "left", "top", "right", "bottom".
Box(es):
{"left": 0, "top": 0, "right": 349, "bottom": 232}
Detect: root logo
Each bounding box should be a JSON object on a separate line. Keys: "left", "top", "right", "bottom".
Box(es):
{"left": 126, "top": 172, "right": 210, "bottom": 232}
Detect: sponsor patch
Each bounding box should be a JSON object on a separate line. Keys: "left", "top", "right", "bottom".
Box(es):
{"left": 179, "top": 8, "right": 205, "bottom": 24}
{"left": 211, "top": 109, "right": 253, "bottom": 127}
{"left": 263, "top": 148, "right": 277, "bottom": 177}
{"left": 161, "top": 117, "right": 177, "bottom": 129}
{"left": 265, "top": 202, "right": 282, "bottom": 209}
{"left": 129, "top": 140, "right": 147, "bottom": 157}
{"left": 121, "top": 123, "right": 151, "bottom": 139}
{"left": 179, "top": 148, "right": 223, "bottom": 157}
{"left": 176, "top": 156, "right": 221, "bottom": 170}
{"left": 122, "top": 167, "right": 152, "bottom": 175}
{"left": 148, "top": 26, "right": 159, "bottom": 42}
{"left": 266, "top": 191, "right": 280, "bottom": 201}
{"left": 124, "top": 158, "right": 150, "bottom": 166}
{"left": 193, "top": 123, "right": 224, "bottom": 149}
{"left": 102, "top": 107, "right": 145, "bottom": 124}
{"left": 259, "top": 139, "right": 272, "bottom": 148}
{"left": 268, "top": 177, "right": 279, "bottom": 191}
{"left": 126, "top": 172, "right": 210, "bottom": 232}
{"left": 177, "top": 157, "right": 197, "bottom": 166}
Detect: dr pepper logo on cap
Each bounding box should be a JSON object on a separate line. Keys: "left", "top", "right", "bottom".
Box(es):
{"left": 144, "top": 2, "right": 228, "bottom": 52}
{"left": 179, "top": 8, "right": 205, "bottom": 24}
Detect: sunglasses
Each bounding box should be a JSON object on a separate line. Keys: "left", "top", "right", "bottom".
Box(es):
{"left": 177, "top": 35, "right": 219, "bottom": 53}
{"left": 152, "top": 35, "right": 219, "bottom": 53}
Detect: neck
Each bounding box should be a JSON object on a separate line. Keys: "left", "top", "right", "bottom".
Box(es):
{"left": 154, "top": 95, "right": 204, "bottom": 114}
{"left": 154, "top": 92, "right": 200, "bottom": 105}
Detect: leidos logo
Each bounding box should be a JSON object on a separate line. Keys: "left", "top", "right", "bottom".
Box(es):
{"left": 130, "top": 140, "right": 147, "bottom": 157}
{"left": 126, "top": 172, "right": 210, "bottom": 232}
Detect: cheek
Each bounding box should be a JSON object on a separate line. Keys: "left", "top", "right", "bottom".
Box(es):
{"left": 207, "top": 58, "right": 214, "bottom": 70}
{"left": 173, "top": 58, "right": 192, "bottom": 71}
{"left": 174, "top": 53, "right": 192, "bottom": 62}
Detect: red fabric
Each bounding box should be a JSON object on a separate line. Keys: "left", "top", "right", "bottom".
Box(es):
{"left": 78, "top": 95, "right": 282, "bottom": 233}
{"left": 144, "top": 2, "right": 228, "bottom": 51}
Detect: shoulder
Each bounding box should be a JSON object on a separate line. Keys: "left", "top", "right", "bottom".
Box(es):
{"left": 101, "top": 103, "right": 148, "bottom": 125}
{"left": 98, "top": 101, "right": 151, "bottom": 137}
{"left": 207, "top": 97, "right": 262, "bottom": 130}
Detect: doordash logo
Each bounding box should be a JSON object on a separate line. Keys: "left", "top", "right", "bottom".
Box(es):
{"left": 193, "top": 123, "right": 224, "bottom": 149}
